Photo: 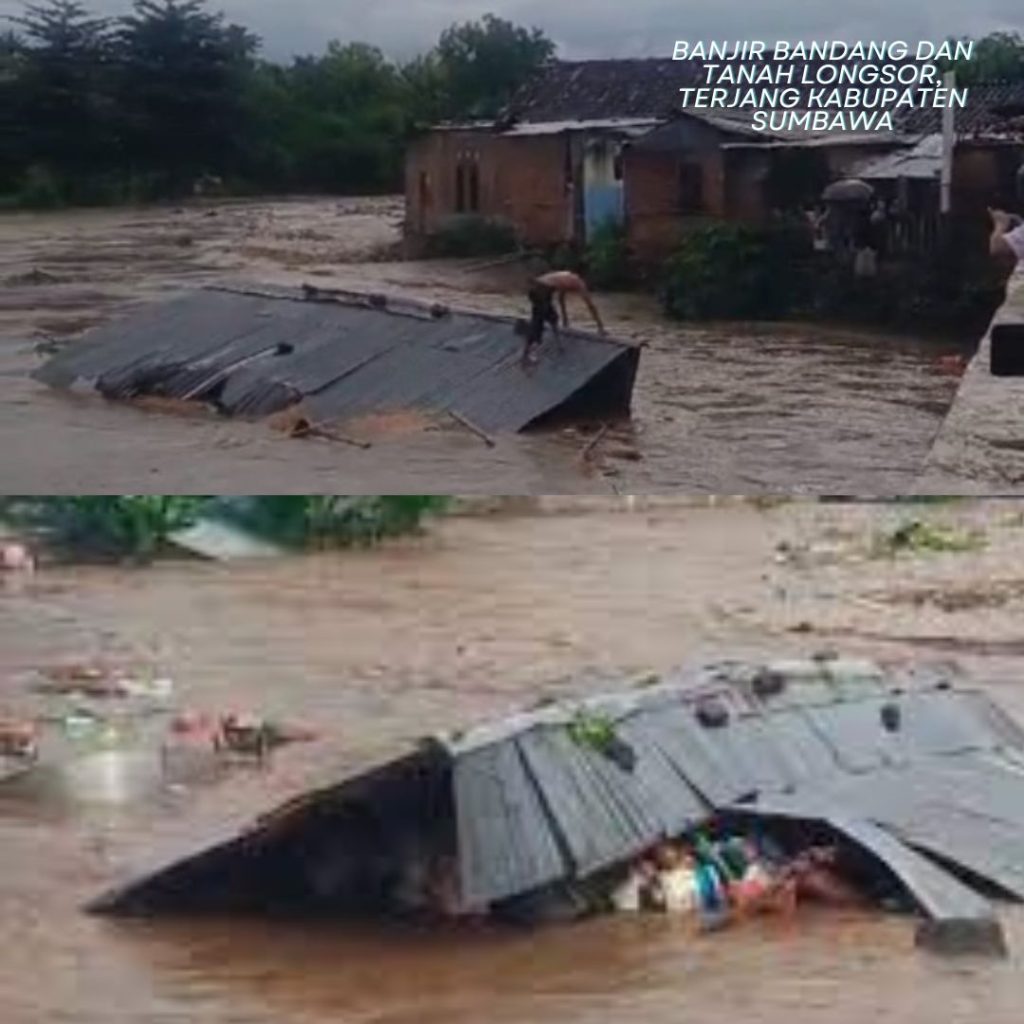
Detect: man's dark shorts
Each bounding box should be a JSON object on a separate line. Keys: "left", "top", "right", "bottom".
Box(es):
{"left": 527, "top": 282, "right": 559, "bottom": 344}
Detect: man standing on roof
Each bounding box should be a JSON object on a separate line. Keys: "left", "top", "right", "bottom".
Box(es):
{"left": 519, "top": 270, "right": 606, "bottom": 366}
{"left": 989, "top": 207, "right": 1024, "bottom": 272}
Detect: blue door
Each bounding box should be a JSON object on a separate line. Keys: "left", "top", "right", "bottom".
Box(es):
{"left": 583, "top": 138, "right": 624, "bottom": 241}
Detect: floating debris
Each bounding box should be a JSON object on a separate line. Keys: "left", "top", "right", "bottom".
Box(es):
{"left": 33, "top": 665, "right": 173, "bottom": 701}
{"left": 0, "top": 718, "right": 39, "bottom": 761}
{"left": 0, "top": 542, "right": 35, "bottom": 573}
{"left": 872, "top": 519, "right": 987, "bottom": 557}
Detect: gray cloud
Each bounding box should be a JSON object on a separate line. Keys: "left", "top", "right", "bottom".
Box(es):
{"left": 1, "top": 0, "right": 1020, "bottom": 61}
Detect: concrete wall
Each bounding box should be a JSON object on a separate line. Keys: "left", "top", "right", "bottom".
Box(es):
{"left": 917, "top": 275, "right": 1024, "bottom": 494}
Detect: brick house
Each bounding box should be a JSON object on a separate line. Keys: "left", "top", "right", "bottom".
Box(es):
{"left": 404, "top": 60, "right": 1024, "bottom": 261}
{"left": 405, "top": 59, "right": 698, "bottom": 252}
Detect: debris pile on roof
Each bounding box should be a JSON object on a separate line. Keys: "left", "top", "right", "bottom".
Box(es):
{"left": 34, "top": 284, "right": 641, "bottom": 435}
{"left": 91, "top": 657, "right": 1024, "bottom": 956}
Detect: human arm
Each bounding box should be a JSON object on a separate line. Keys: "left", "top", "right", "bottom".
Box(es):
{"left": 558, "top": 292, "right": 569, "bottom": 328}
{"left": 990, "top": 208, "right": 1023, "bottom": 259}
{"left": 577, "top": 285, "right": 606, "bottom": 334}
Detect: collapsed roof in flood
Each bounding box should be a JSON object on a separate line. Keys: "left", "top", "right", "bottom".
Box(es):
{"left": 91, "top": 658, "right": 1024, "bottom": 955}
{"left": 33, "top": 284, "right": 641, "bottom": 434}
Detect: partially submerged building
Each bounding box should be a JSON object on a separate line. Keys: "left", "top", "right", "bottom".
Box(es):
{"left": 34, "top": 284, "right": 640, "bottom": 433}
{"left": 92, "top": 658, "right": 1024, "bottom": 957}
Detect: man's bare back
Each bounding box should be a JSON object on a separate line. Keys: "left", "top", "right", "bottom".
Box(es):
{"left": 530, "top": 270, "right": 606, "bottom": 334}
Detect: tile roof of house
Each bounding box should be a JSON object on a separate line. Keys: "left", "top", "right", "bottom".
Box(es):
{"left": 504, "top": 58, "right": 702, "bottom": 124}
{"left": 504, "top": 59, "right": 1024, "bottom": 142}
{"left": 896, "top": 81, "right": 1024, "bottom": 137}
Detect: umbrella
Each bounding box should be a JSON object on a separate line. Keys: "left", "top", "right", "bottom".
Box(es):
{"left": 822, "top": 178, "right": 875, "bottom": 203}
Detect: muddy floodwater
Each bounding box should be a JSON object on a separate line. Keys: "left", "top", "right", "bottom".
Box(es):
{"left": 3, "top": 499, "right": 1024, "bottom": 1023}
{"left": 0, "top": 198, "right": 966, "bottom": 493}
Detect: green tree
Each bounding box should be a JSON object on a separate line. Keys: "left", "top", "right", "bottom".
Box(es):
{"left": 399, "top": 51, "right": 448, "bottom": 128}
{"left": 434, "top": 13, "right": 554, "bottom": 118}
{"left": 1, "top": 1, "right": 556, "bottom": 202}
{"left": 266, "top": 42, "right": 409, "bottom": 191}
{"left": 0, "top": 31, "right": 27, "bottom": 192}
{"left": 114, "top": 0, "right": 258, "bottom": 194}
{"left": 8, "top": 1, "right": 116, "bottom": 196}
{"left": 941, "top": 31, "right": 1024, "bottom": 84}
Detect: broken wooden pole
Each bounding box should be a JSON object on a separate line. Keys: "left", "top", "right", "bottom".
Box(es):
{"left": 450, "top": 410, "right": 496, "bottom": 448}
{"left": 580, "top": 423, "right": 611, "bottom": 462}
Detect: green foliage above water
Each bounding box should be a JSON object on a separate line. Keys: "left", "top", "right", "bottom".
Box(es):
{"left": 661, "top": 221, "right": 811, "bottom": 321}
{"left": 210, "top": 496, "right": 451, "bottom": 550}
{"left": 0, "top": 496, "right": 207, "bottom": 561}
{"left": 0, "top": 1, "right": 554, "bottom": 206}
{"left": 871, "top": 519, "right": 987, "bottom": 558}
{"left": 660, "top": 217, "right": 1003, "bottom": 336}
{"left": 584, "top": 220, "right": 633, "bottom": 290}
{"left": 0, "top": 495, "right": 451, "bottom": 562}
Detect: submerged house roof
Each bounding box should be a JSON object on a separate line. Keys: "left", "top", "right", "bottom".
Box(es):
{"left": 34, "top": 285, "right": 640, "bottom": 434}
{"left": 92, "top": 658, "right": 1024, "bottom": 953}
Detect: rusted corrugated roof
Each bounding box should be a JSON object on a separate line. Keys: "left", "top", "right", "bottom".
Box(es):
{"left": 34, "top": 285, "right": 641, "bottom": 434}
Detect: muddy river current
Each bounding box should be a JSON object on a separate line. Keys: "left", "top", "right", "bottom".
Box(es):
{"left": 0, "top": 198, "right": 966, "bottom": 493}
{"left": 3, "top": 500, "right": 1024, "bottom": 1023}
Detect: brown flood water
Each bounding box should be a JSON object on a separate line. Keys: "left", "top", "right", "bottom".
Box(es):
{"left": 0, "top": 198, "right": 965, "bottom": 493}
{"left": 3, "top": 499, "right": 1024, "bottom": 1023}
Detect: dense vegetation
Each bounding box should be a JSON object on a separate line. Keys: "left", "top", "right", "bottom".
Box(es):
{"left": 0, "top": 1, "right": 553, "bottom": 206}
{"left": 940, "top": 31, "right": 1024, "bottom": 84}
{"left": 0, "top": 496, "right": 450, "bottom": 561}
{"left": 658, "top": 218, "right": 1006, "bottom": 335}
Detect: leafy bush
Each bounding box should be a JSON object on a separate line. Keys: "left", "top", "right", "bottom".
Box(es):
{"left": 659, "top": 219, "right": 1000, "bottom": 335}
{"left": 210, "top": 496, "right": 451, "bottom": 549}
{"left": 584, "top": 220, "right": 633, "bottom": 289}
{"left": 871, "top": 519, "right": 986, "bottom": 558}
{"left": 16, "top": 164, "right": 65, "bottom": 209}
{"left": 424, "top": 215, "right": 518, "bottom": 258}
{"left": 1, "top": 496, "right": 450, "bottom": 562}
{"left": 0, "top": 496, "right": 206, "bottom": 561}
{"left": 661, "top": 221, "right": 812, "bottom": 321}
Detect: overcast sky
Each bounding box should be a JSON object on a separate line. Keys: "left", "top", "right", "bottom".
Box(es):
{"left": 1, "top": 0, "right": 1022, "bottom": 61}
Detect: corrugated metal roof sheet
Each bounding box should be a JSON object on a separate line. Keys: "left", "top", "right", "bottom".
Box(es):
{"left": 501, "top": 118, "right": 660, "bottom": 137}
{"left": 34, "top": 285, "right": 641, "bottom": 434}
{"left": 91, "top": 659, "right": 1024, "bottom": 950}
{"left": 853, "top": 134, "right": 944, "bottom": 180}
